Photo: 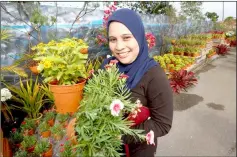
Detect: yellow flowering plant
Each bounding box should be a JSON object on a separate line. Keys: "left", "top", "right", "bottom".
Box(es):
{"left": 32, "top": 38, "right": 90, "bottom": 85}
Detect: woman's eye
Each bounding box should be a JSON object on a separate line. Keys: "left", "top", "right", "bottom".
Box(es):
{"left": 109, "top": 38, "right": 116, "bottom": 42}
{"left": 124, "top": 36, "right": 131, "bottom": 40}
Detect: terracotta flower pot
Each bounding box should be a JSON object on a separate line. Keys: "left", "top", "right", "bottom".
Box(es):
{"left": 29, "top": 66, "right": 39, "bottom": 74}
{"left": 47, "top": 119, "right": 55, "bottom": 127}
{"left": 80, "top": 48, "right": 88, "bottom": 54}
{"left": 66, "top": 118, "right": 78, "bottom": 145}
{"left": 41, "top": 130, "right": 51, "bottom": 138}
{"left": 49, "top": 80, "right": 86, "bottom": 114}
{"left": 42, "top": 144, "right": 53, "bottom": 157}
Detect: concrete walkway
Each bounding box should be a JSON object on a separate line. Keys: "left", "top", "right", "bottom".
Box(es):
{"left": 156, "top": 47, "right": 236, "bottom": 156}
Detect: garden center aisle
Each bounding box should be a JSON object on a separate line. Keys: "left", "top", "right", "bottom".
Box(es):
{"left": 156, "top": 47, "right": 236, "bottom": 156}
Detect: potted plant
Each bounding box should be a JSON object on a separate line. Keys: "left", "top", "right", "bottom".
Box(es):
{"left": 9, "top": 128, "right": 24, "bottom": 149}
{"left": 56, "top": 113, "right": 70, "bottom": 128}
{"left": 3, "top": 76, "right": 47, "bottom": 121}
{"left": 44, "top": 110, "right": 56, "bottom": 126}
{"left": 32, "top": 38, "right": 90, "bottom": 114}
{"left": 169, "top": 70, "right": 198, "bottom": 94}
{"left": 20, "top": 135, "right": 37, "bottom": 153}
{"left": 69, "top": 61, "right": 152, "bottom": 157}
{"left": 21, "top": 118, "right": 36, "bottom": 136}
{"left": 38, "top": 121, "right": 51, "bottom": 138}
{"left": 50, "top": 123, "right": 64, "bottom": 141}
{"left": 59, "top": 140, "right": 77, "bottom": 157}
{"left": 14, "top": 149, "right": 28, "bottom": 157}
{"left": 34, "top": 138, "right": 53, "bottom": 157}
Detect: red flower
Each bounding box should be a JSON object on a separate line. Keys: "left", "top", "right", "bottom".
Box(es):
{"left": 145, "top": 33, "right": 156, "bottom": 49}
{"left": 104, "top": 10, "right": 111, "bottom": 15}
{"left": 89, "top": 69, "right": 94, "bottom": 75}
{"left": 21, "top": 121, "right": 26, "bottom": 125}
{"left": 60, "top": 143, "right": 64, "bottom": 147}
{"left": 109, "top": 59, "right": 118, "bottom": 65}
{"left": 104, "top": 64, "right": 112, "bottom": 70}
{"left": 66, "top": 137, "right": 70, "bottom": 141}
{"left": 114, "top": 2, "right": 118, "bottom": 5}
{"left": 12, "top": 128, "right": 17, "bottom": 133}
{"left": 118, "top": 74, "right": 129, "bottom": 80}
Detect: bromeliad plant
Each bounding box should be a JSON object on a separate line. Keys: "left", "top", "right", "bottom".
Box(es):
{"left": 73, "top": 60, "right": 150, "bottom": 157}
{"left": 32, "top": 38, "right": 89, "bottom": 85}
{"left": 169, "top": 69, "right": 198, "bottom": 94}
{"left": 215, "top": 44, "right": 230, "bottom": 55}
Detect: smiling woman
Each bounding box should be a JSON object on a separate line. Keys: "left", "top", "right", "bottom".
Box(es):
{"left": 108, "top": 22, "right": 140, "bottom": 64}
{"left": 101, "top": 9, "right": 173, "bottom": 157}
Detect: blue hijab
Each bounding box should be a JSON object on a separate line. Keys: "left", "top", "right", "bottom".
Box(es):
{"left": 101, "top": 8, "right": 157, "bottom": 89}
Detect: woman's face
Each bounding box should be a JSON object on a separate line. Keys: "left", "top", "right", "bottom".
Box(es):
{"left": 108, "top": 22, "right": 139, "bottom": 64}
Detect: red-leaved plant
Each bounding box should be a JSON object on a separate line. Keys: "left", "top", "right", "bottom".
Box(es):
{"left": 169, "top": 70, "right": 198, "bottom": 94}
{"left": 215, "top": 44, "right": 230, "bottom": 55}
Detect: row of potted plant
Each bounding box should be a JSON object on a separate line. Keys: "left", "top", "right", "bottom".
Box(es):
{"left": 9, "top": 109, "right": 74, "bottom": 156}
{"left": 167, "top": 46, "right": 202, "bottom": 57}
{"left": 153, "top": 54, "right": 195, "bottom": 72}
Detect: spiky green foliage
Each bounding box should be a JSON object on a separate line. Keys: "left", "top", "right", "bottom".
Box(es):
{"left": 73, "top": 63, "right": 146, "bottom": 157}
{"left": 1, "top": 65, "right": 28, "bottom": 78}
{"left": 3, "top": 76, "right": 48, "bottom": 119}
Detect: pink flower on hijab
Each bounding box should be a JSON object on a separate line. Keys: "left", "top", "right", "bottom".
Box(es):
{"left": 146, "top": 130, "right": 155, "bottom": 145}
{"left": 110, "top": 99, "right": 124, "bottom": 116}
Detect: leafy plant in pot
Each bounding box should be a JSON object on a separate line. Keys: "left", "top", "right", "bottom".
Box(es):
{"left": 43, "top": 110, "right": 56, "bottom": 126}
{"left": 3, "top": 76, "right": 47, "bottom": 122}
{"left": 32, "top": 38, "right": 91, "bottom": 114}
{"left": 20, "top": 118, "right": 37, "bottom": 136}
{"left": 169, "top": 69, "right": 198, "bottom": 94}
{"left": 69, "top": 61, "right": 149, "bottom": 157}
{"left": 59, "top": 140, "right": 77, "bottom": 157}
{"left": 38, "top": 121, "right": 51, "bottom": 138}
{"left": 50, "top": 123, "right": 65, "bottom": 141}
{"left": 215, "top": 44, "right": 230, "bottom": 55}
{"left": 34, "top": 138, "right": 53, "bottom": 157}
{"left": 56, "top": 113, "right": 70, "bottom": 128}
{"left": 9, "top": 128, "right": 24, "bottom": 149}
{"left": 20, "top": 135, "right": 37, "bottom": 153}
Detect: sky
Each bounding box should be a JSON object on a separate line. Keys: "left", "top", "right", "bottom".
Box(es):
{"left": 40, "top": 2, "right": 236, "bottom": 21}
{"left": 171, "top": 2, "right": 236, "bottom": 21}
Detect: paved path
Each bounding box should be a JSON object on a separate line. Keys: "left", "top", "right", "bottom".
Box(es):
{"left": 156, "top": 47, "right": 236, "bottom": 156}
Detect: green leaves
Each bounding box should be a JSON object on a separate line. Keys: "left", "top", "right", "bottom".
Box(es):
{"left": 3, "top": 76, "right": 47, "bottom": 119}
{"left": 73, "top": 64, "right": 145, "bottom": 157}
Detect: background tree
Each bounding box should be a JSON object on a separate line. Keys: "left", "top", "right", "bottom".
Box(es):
{"left": 117, "top": 1, "right": 174, "bottom": 15}
{"left": 180, "top": 2, "right": 204, "bottom": 21}
{"left": 205, "top": 12, "right": 219, "bottom": 22}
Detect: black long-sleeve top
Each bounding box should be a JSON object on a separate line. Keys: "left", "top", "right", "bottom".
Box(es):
{"left": 122, "top": 64, "right": 173, "bottom": 157}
